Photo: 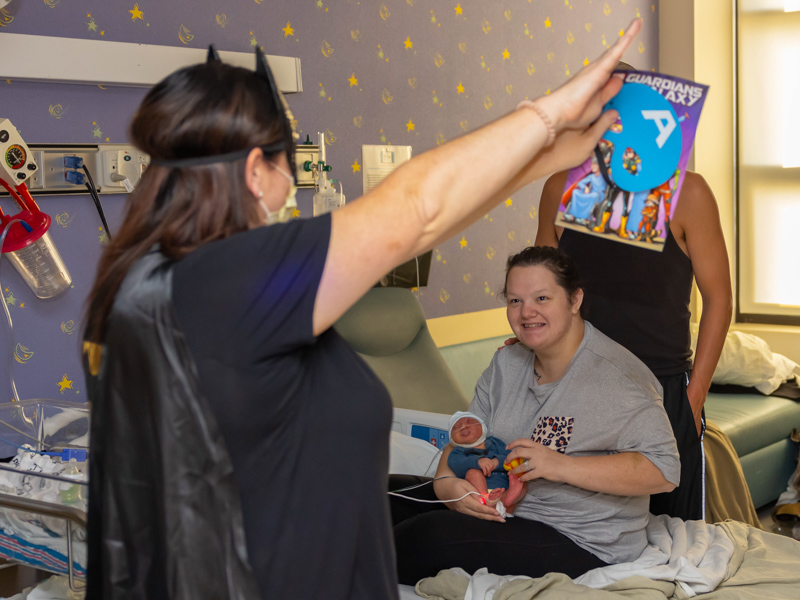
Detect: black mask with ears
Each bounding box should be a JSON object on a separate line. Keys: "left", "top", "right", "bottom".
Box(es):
{"left": 206, "top": 45, "right": 221, "bottom": 63}
{"left": 151, "top": 44, "right": 298, "bottom": 179}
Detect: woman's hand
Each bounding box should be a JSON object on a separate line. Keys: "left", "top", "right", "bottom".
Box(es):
{"left": 498, "top": 337, "right": 520, "bottom": 351}
{"left": 536, "top": 18, "right": 642, "bottom": 133}
{"left": 433, "top": 476, "right": 506, "bottom": 523}
{"left": 505, "top": 438, "right": 676, "bottom": 495}
{"left": 504, "top": 438, "right": 564, "bottom": 483}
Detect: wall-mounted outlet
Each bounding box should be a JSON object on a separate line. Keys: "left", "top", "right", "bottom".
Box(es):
{"left": 99, "top": 145, "right": 149, "bottom": 191}
{"left": 26, "top": 146, "right": 98, "bottom": 192}
{"left": 295, "top": 144, "right": 320, "bottom": 188}
{"left": 0, "top": 143, "right": 150, "bottom": 197}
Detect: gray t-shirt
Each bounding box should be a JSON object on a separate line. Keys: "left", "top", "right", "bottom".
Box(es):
{"left": 470, "top": 321, "right": 680, "bottom": 564}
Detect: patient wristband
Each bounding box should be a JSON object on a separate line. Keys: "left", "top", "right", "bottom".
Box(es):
{"left": 516, "top": 100, "right": 556, "bottom": 147}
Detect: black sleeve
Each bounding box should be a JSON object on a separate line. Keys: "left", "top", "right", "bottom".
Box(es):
{"left": 172, "top": 214, "right": 332, "bottom": 360}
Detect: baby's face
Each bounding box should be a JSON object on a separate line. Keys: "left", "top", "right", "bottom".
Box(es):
{"left": 451, "top": 417, "right": 482, "bottom": 445}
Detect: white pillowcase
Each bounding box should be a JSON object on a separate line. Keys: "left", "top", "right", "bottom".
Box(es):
{"left": 389, "top": 430, "right": 441, "bottom": 477}
{"left": 691, "top": 325, "right": 800, "bottom": 395}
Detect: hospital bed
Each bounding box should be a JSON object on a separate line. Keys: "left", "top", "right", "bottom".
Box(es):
{"left": 0, "top": 399, "right": 89, "bottom": 593}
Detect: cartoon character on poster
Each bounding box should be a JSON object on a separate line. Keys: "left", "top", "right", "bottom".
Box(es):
{"left": 556, "top": 71, "right": 709, "bottom": 251}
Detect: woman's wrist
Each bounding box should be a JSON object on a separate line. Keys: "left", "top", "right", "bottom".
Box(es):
{"left": 516, "top": 99, "right": 557, "bottom": 147}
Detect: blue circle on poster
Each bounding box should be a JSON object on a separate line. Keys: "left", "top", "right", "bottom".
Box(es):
{"left": 603, "top": 82, "right": 682, "bottom": 192}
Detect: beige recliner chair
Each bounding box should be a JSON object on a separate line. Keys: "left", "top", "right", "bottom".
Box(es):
{"left": 335, "top": 288, "right": 469, "bottom": 415}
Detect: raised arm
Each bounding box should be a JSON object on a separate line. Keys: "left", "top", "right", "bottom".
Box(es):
{"left": 312, "top": 20, "right": 642, "bottom": 335}
{"left": 675, "top": 173, "right": 732, "bottom": 435}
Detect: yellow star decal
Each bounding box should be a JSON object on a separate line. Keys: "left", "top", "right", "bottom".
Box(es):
{"left": 352, "top": 160, "right": 361, "bottom": 173}
{"left": 502, "top": 48, "right": 510, "bottom": 60}
{"left": 129, "top": 3, "right": 143, "bottom": 20}
{"left": 584, "top": 58, "right": 590, "bottom": 66}
{"left": 283, "top": 21, "right": 294, "bottom": 37}
{"left": 505, "top": 198, "right": 513, "bottom": 207}
{"left": 404, "top": 36, "right": 413, "bottom": 49}
{"left": 455, "top": 4, "right": 463, "bottom": 15}
{"left": 348, "top": 73, "right": 358, "bottom": 87}
{"left": 459, "top": 236, "right": 468, "bottom": 248}
{"left": 292, "top": 208, "right": 301, "bottom": 218}
{"left": 406, "top": 119, "right": 415, "bottom": 132}
{"left": 456, "top": 82, "right": 465, "bottom": 94}
{"left": 57, "top": 374, "right": 73, "bottom": 393}
{"left": 619, "top": 29, "right": 624, "bottom": 37}
{"left": 545, "top": 17, "right": 551, "bottom": 28}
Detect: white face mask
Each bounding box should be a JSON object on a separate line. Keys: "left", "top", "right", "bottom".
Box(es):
{"left": 260, "top": 162, "right": 297, "bottom": 225}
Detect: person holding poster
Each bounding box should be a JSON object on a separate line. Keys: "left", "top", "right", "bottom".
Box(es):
{"left": 534, "top": 71, "right": 732, "bottom": 522}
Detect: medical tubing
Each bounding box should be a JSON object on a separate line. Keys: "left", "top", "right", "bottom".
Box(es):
{"left": 0, "top": 221, "right": 56, "bottom": 449}
{"left": 388, "top": 475, "right": 484, "bottom": 504}
{"left": 17, "top": 184, "right": 40, "bottom": 212}
{"left": 390, "top": 475, "right": 454, "bottom": 493}
{"left": 388, "top": 490, "right": 483, "bottom": 504}
{"left": 82, "top": 165, "right": 112, "bottom": 240}
{"left": 1, "top": 219, "right": 22, "bottom": 405}
{"left": 0, "top": 178, "right": 25, "bottom": 208}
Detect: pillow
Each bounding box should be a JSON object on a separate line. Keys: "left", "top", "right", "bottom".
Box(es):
{"left": 691, "top": 324, "right": 800, "bottom": 395}
{"left": 389, "top": 430, "right": 441, "bottom": 477}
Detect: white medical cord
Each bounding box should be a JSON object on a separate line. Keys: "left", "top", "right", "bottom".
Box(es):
{"left": 388, "top": 490, "right": 483, "bottom": 503}
{"left": 388, "top": 475, "right": 484, "bottom": 504}
{"left": 0, "top": 220, "right": 56, "bottom": 448}
{"left": 1, "top": 219, "right": 22, "bottom": 405}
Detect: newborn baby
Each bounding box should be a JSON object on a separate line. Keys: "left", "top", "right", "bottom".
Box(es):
{"left": 447, "top": 411, "right": 527, "bottom": 514}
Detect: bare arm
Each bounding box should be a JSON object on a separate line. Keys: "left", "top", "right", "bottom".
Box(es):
{"left": 312, "top": 20, "right": 642, "bottom": 335}
{"left": 534, "top": 171, "right": 569, "bottom": 248}
{"left": 675, "top": 173, "right": 732, "bottom": 435}
{"left": 505, "top": 439, "right": 675, "bottom": 496}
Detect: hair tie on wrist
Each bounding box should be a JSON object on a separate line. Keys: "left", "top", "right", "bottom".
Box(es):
{"left": 516, "top": 100, "right": 556, "bottom": 147}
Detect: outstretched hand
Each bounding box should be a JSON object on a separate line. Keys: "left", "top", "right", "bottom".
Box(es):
{"left": 516, "top": 19, "right": 641, "bottom": 181}
{"left": 537, "top": 19, "right": 642, "bottom": 133}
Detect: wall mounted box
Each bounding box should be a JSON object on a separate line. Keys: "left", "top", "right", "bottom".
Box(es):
{"left": 0, "top": 33, "right": 302, "bottom": 93}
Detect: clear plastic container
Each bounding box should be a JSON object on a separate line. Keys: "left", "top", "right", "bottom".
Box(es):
{"left": 5, "top": 231, "right": 72, "bottom": 299}
{"left": 313, "top": 188, "right": 345, "bottom": 216}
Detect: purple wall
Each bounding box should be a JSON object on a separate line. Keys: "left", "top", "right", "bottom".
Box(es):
{"left": 0, "top": 0, "right": 657, "bottom": 402}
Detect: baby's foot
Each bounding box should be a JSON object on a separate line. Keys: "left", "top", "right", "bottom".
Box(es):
{"left": 485, "top": 488, "right": 505, "bottom": 507}
{"left": 503, "top": 473, "right": 527, "bottom": 507}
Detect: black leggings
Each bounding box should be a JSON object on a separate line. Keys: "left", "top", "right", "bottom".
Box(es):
{"left": 649, "top": 371, "right": 705, "bottom": 521}
{"left": 390, "top": 475, "right": 609, "bottom": 586}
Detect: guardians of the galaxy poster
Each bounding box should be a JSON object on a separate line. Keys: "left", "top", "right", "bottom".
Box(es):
{"left": 557, "top": 71, "right": 709, "bottom": 251}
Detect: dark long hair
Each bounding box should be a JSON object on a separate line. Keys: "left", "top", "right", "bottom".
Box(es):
{"left": 84, "top": 62, "right": 286, "bottom": 343}
{"left": 500, "top": 246, "right": 584, "bottom": 315}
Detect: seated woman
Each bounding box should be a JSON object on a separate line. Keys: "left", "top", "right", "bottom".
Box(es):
{"left": 390, "top": 246, "right": 680, "bottom": 584}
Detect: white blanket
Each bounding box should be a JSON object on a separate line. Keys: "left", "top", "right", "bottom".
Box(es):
{"left": 413, "top": 515, "right": 800, "bottom": 600}
{"left": 574, "top": 514, "right": 734, "bottom": 596}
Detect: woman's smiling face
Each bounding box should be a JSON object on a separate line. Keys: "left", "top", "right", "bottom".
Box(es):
{"left": 505, "top": 264, "right": 582, "bottom": 352}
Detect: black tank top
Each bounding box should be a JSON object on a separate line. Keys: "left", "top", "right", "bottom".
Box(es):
{"left": 558, "top": 228, "right": 693, "bottom": 377}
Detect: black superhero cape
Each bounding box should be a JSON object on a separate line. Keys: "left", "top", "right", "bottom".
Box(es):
{"left": 83, "top": 251, "right": 258, "bottom": 599}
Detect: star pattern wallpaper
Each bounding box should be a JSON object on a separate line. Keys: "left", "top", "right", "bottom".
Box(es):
{"left": 0, "top": 0, "right": 657, "bottom": 401}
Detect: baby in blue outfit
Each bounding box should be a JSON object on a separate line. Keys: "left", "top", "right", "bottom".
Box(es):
{"left": 447, "top": 411, "right": 526, "bottom": 514}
